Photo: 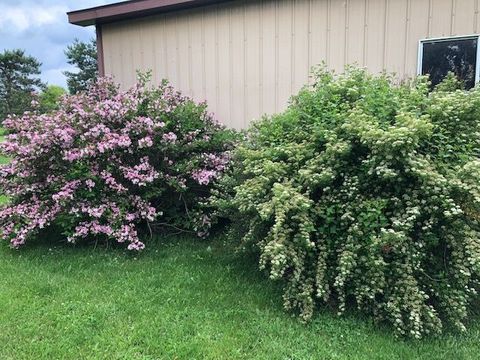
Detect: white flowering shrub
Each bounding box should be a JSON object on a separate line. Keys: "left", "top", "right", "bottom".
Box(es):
{"left": 0, "top": 77, "right": 236, "bottom": 250}
{"left": 213, "top": 67, "right": 480, "bottom": 337}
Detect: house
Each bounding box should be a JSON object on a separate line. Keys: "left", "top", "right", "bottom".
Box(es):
{"left": 68, "top": 0, "right": 480, "bottom": 129}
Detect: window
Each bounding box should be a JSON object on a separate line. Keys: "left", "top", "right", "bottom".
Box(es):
{"left": 418, "top": 35, "right": 480, "bottom": 89}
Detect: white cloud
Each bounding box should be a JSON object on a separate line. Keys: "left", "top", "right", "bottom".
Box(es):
{"left": 42, "top": 66, "right": 75, "bottom": 87}
{"left": 0, "top": 5, "right": 68, "bottom": 32}
{"left": 0, "top": 1, "right": 122, "bottom": 87}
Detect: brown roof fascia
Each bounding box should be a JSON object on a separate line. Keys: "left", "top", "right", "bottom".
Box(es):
{"left": 68, "top": 0, "right": 229, "bottom": 26}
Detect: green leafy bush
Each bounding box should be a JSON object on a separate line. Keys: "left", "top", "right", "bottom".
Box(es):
{"left": 213, "top": 67, "right": 480, "bottom": 338}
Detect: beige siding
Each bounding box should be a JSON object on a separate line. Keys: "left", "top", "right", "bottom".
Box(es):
{"left": 102, "top": 0, "right": 479, "bottom": 129}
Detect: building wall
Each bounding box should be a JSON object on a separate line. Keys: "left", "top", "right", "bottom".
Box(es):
{"left": 101, "top": 0, "right": 479, "bottom": 129}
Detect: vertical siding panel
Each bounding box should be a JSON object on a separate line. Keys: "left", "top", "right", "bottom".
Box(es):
{"left": 384, "top": 0, "right": 408, "bottom": 78}
{"left": 165, "top": 15, "right": 179, "bottom": 87}
{"left": 203, "top": 7, "right": 217, "bottom": 118}
{"left": 347, "top": 0, "right": 367, "bottom": 66}
{"left": 329, "top": 0, "right": 347, "bottom": 73}
{"left": 293, "top": 0, "right": 310, "bottom": 92}
{"left": 307, "top": 0, "right": 312, "bottom": 84}
{"left": 139, "top": 19, "right": 155, "bottom": 76}
{"left": 452, "top": 0, "right": 476, "bottom": 35}
{"left": 473, "top": 0, "right": 480, "bottom": 34}
{"left": 152, "top": 16, "right": 167, "bottom": 84}
{"left": 427, "top": 0, "right": 433, "bottom": 37}
{"left": 201, "top": 10, "right": 207, "bottom": 100}
{"left": 450, "top": 0, "right": 455, "bottom": 36}
{"left": 362, "top": 0, "right": 368, "bottom": 66}
{"left": 116, "top": 24, "right": 126, "bottom": 87}
{"left": 230, "top": 2, "right": 245, "bottom": 129}
{"left": 229, "top": 7, "right": 234, "bottom": 123}
{"left": 309, "top": 0, "right": 328, "bottom": 69}
{"left": 365, "top": 0, "right": 387, "bottom": 73}
{"left": 177, "top": 15, "right": 191, "bottom": 96}
{"left": 114, "top": 24, "right": 124, "bottom": 87}
{"left": 243, "top": 3, "right": 248, "bottom": 128}
{"left": 119, "top": 24, "right": 128, "bottom": 87}
{"left": 326, "top": 0, "right": 331, "bottom": 67}
{"left": 189, "top": 11, "right": 204, "bottom": 101}
{"left": 259, "top": 0, "right": 264, "bottom": 115}
{"left": 100, "top": 0, "right": 477, "bottom": 129}
{"left": 382, "top": 0, "right": 389, "bottom": 69}
{"left": 163, "top": 17, "right": 169, "bottom": 82}
{"left": 123, "top": 23, "right": 136, "bottom": 88}
{"left": 430, "top": 0, "right": 452, "bottom": 37}
{"left": 187, "top": 15, "right": 193, "bottom": 96}
{"left": 136, "top": 20, "right": 146, "bottom": 72}
{"left": 344, "top": 0, "right": 349, "bottom": 66}
{"left": 131, "top": 22, "right": 143, "bottom": 77}
{"left": 214, "top": 7, "right": 220, "bottom": 115}
{"left": 216, "top": 4, "right": 231, "bottom": 126}
{"left": 101, "top": 24, "right": 113, "bottom": 76}
{"left": 113, "top": 24, "right": 124, "bottom": 84}
{"left": 403, "top": 0, "right": 411, "bottom": 75}
{"left": 261, "top": 0, "right": 277, "bottom": 117}
{"left": 276, "top": 1, "right": 294, "bottom": 110}
{"left": 406, "top": 0, "right": 430, "bottom": 78}
{"left": 135, "top": 23, "right": 145, "bottom": 81}
{"left": 445, "top": 0, "right": 455, "bottom": 36}
{"left": 291, "top": 0, "right": 296, "bottom": 96}
{"left": 275, "top": 1, "right": 279, "bottom": 110}
{"left": 245, "top": 0, "right": 261, "bottom": 124}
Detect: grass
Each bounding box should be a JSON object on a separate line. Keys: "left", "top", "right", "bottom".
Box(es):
{"left": 1, "top": 127, "right": 479, "bottom": 359}
{"left": 0, "top": 235, "right": 479, "bottom": 360}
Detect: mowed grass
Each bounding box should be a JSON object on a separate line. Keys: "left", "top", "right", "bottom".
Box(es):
{"left": 0, "top": 235, "right": 479, "bottom": 360}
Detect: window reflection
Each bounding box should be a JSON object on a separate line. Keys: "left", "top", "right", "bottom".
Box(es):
{"left": 421, "top": 38, "right": 477, "bottom": 89}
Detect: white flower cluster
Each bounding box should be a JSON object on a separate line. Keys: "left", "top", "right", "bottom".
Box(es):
{"left": 214, "top": 67, "right": 480, "bottom": 338}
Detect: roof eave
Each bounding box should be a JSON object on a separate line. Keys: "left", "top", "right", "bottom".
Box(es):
{"left": 67, "top": 0, "right": 229, "bottom": 27}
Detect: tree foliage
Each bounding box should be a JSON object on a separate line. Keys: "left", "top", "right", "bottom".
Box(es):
{"left": 0, "top": 49, "right": 45, "bottom": 123}
{"left": 213, "top": 67, "right": 480, "bottom": 338}
{"left": 63, "top": 39, "right": 98, "bottom": 94}
{"left": 39, "top": 85, "right": 67, "bottom": 113}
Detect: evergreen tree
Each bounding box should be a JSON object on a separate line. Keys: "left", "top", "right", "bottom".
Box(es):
{"left": 63, "top": 39, "right": 98, "bottom": 94}
{"left": 0, "top": 49, "right": 45, "bottom": 123}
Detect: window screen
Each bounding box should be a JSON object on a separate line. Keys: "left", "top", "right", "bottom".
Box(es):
{"left": 420, "top": 37, "right": 478, "bottom": 89}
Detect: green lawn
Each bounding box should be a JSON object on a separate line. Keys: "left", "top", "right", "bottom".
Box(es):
{"left": 0, "top": 235, "right": 479, "bottom": 360}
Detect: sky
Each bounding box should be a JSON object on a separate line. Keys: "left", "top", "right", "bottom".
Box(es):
{"left": 0, "top": 0, "right": 123, "bottom": 88}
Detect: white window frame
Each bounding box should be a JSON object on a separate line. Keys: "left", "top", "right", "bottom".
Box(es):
{"left": 417, "top": 34, "right": 480, "bottom": 86}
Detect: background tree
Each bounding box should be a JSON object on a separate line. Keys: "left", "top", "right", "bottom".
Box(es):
{"left": 39, "top": 85, "right": 67, "bottom": 113}
{"left": 0, "top": 49, "right": 45, "bottom": 123}
{"left": 63, "top": 39, "right": 98, "bottom": 94}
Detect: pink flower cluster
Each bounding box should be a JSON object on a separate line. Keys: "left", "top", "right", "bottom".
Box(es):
{"left": 121, "top": 157, "right": 159, "bottom": 186}
{"left": 0, "top": 77, "right": 234, "bottom": 250}
{"left": 162, "top": 132, "right": 177, "bottom": 143}
{"left": 191, "top": 152, "right": 231, "bottom": 185}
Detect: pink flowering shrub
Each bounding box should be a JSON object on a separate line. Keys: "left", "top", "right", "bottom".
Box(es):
{"left": 0, "top": 77, "right": 236, "bottom": 250}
